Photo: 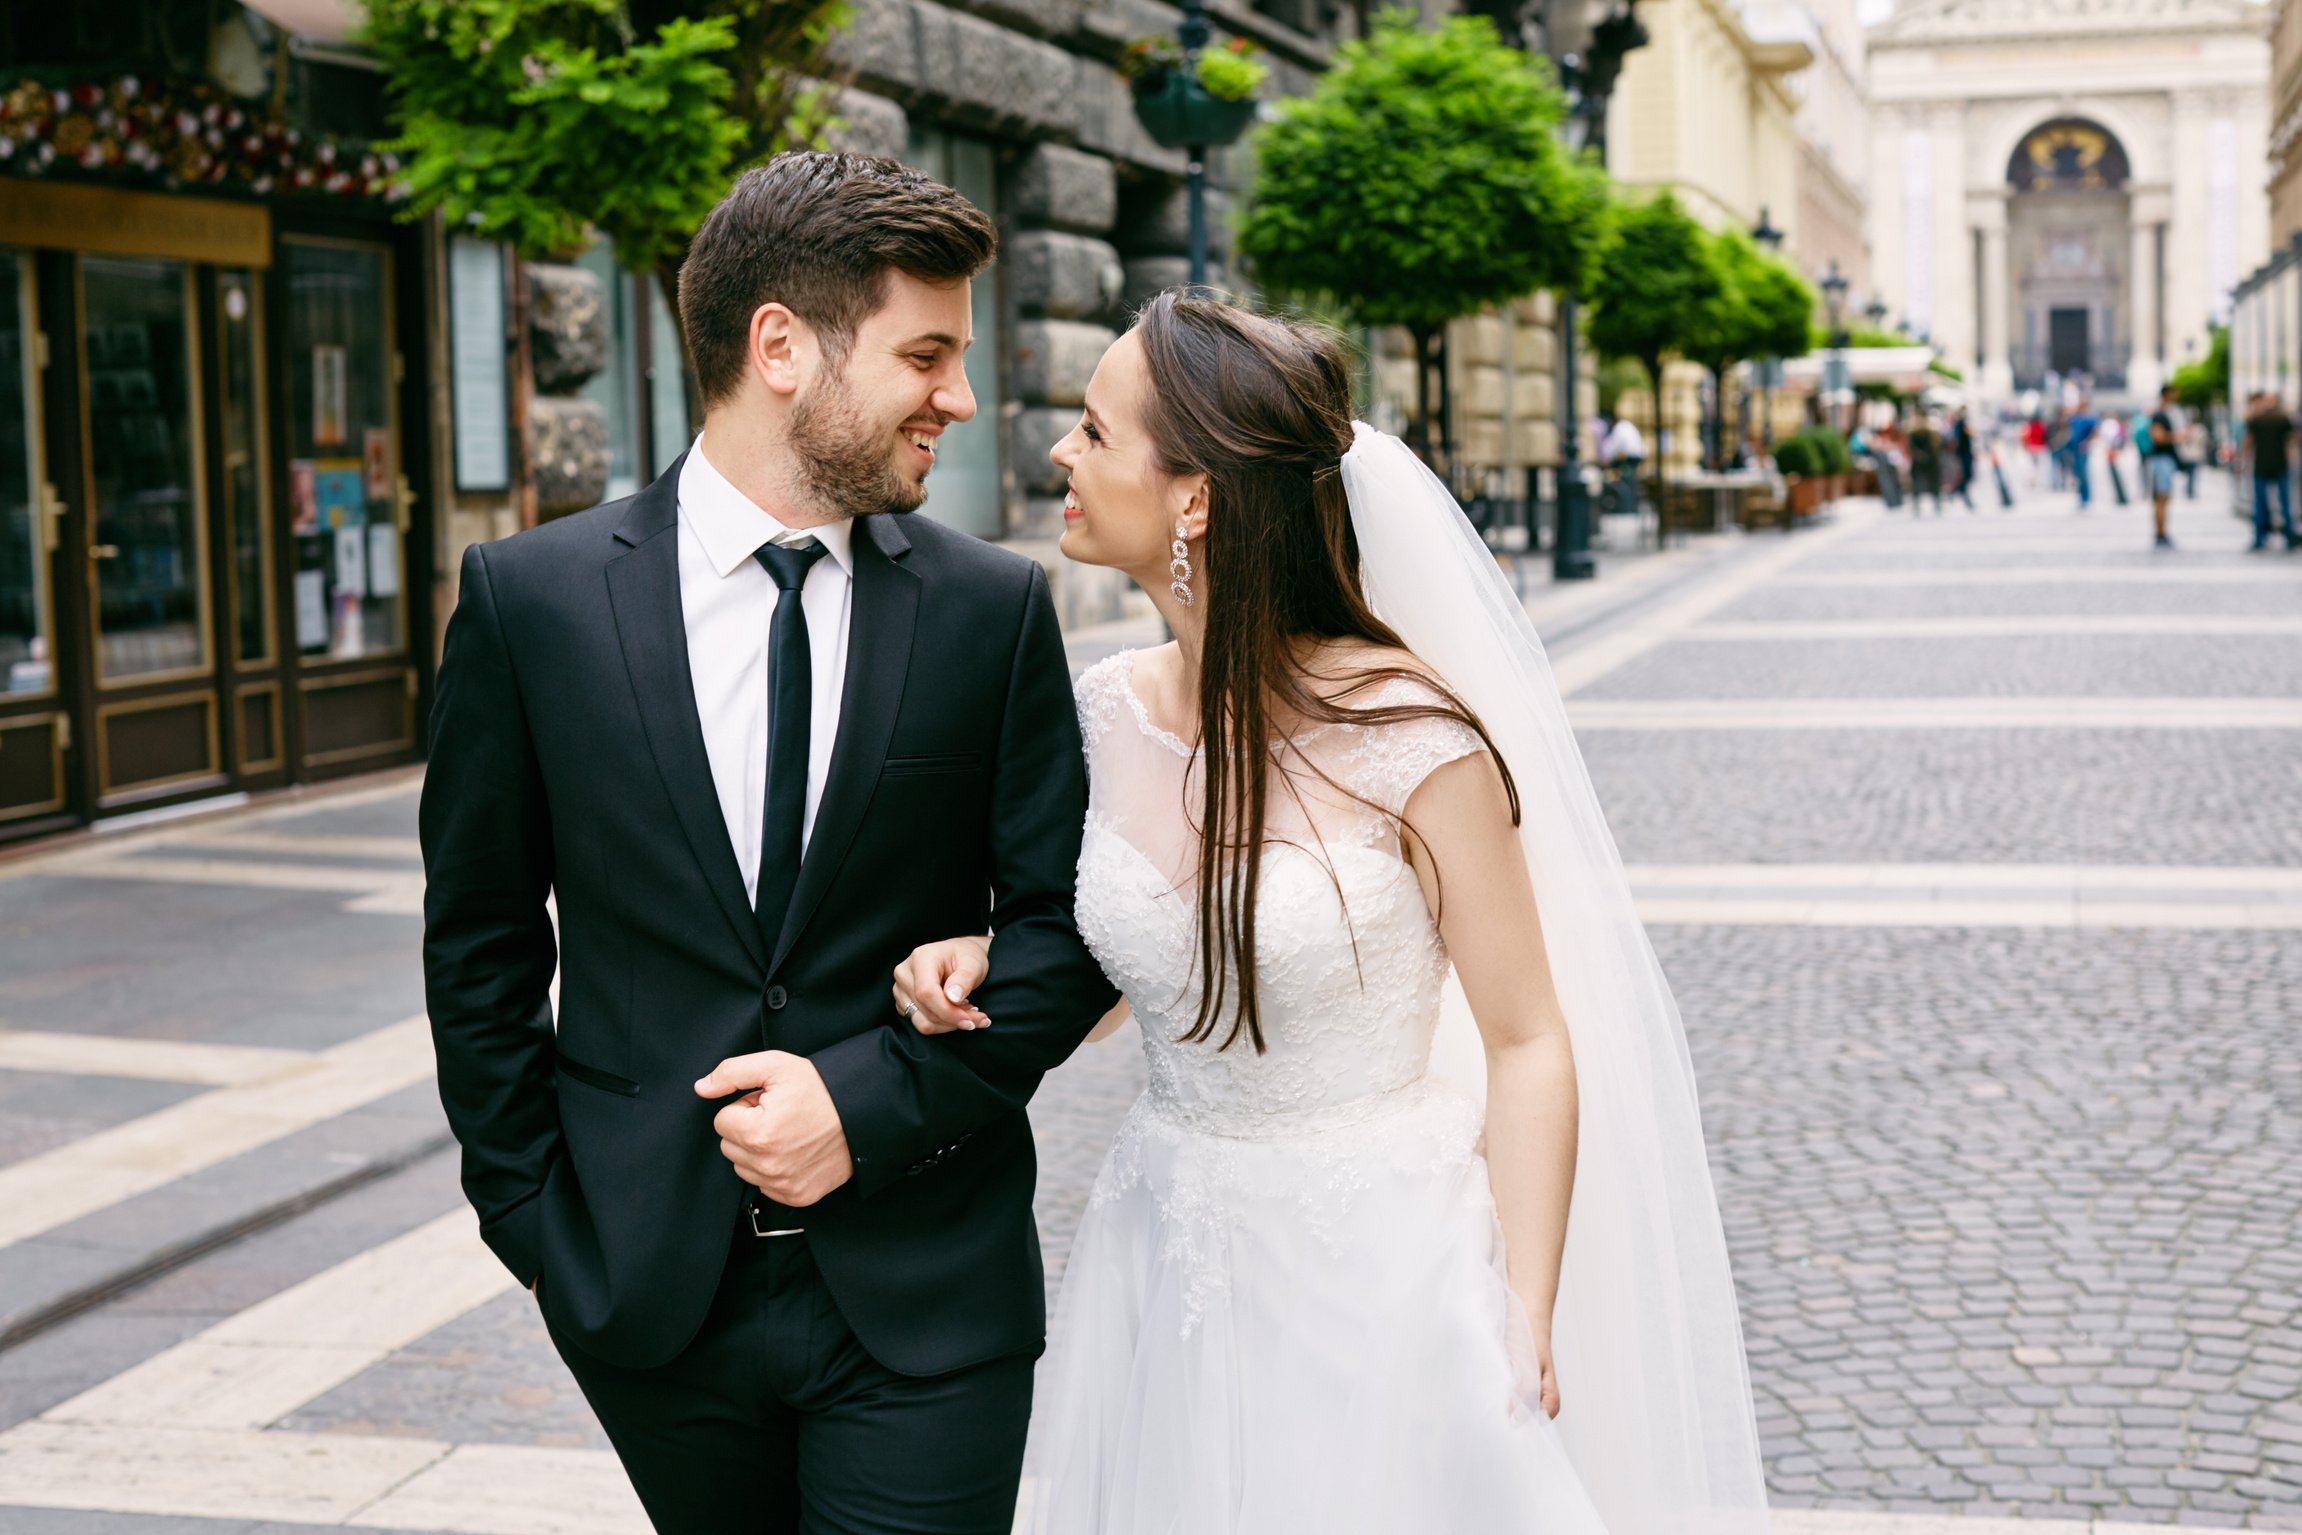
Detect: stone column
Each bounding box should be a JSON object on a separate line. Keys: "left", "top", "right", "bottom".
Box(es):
{"left": 1969, "top": 191, "right": 2012, "bottom": 399}
{"left": 2127, "top": 185, "right": 2171, "bottom": 399}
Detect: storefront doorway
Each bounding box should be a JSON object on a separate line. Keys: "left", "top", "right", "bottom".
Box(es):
{"left": 0, "top": 185, "right": 428, "bottom": 841}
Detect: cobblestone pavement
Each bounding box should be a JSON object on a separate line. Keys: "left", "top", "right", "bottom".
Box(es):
{"left": 0, "top": 473, "right": 2298, "bottom": 1531}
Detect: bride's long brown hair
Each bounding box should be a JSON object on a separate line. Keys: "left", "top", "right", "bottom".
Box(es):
{"left": 1133, "top": 291, "right": 1520, "bottom": 1054}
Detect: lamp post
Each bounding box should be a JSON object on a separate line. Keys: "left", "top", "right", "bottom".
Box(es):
{"left": 1751, "top": 205, "right": 1783, "bottom": 450}
{"left": 1542, "top": 0, "right": 1646, "bottom": 581}
{"left": 1129, "top": 0, "right": 1260, "bottom": 288}
{"left": 1179, "top": 1, "right": 1214, "bottom": 287}
{"left": 1820, "top": 258, "right": 1850, "bottom": 434}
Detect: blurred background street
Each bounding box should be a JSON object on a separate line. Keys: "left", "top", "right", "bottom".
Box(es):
{"left": 1, "top": 473, "right": 2297, "bottom": 1533}
{"left": 8, "top": 0, "right": 2302, "bottom": 1528}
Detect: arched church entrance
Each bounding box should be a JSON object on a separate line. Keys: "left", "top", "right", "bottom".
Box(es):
{"left": 2006, "top": 118, "right": 2133, "bottom": 392}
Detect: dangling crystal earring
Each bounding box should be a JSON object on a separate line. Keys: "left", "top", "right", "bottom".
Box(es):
{"left": 1169, "top": 526, "right": 1195, "bottom": 607}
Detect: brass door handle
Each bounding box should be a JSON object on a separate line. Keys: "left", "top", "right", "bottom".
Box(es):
{"left": 89, "top": 544, "right": 121, "bottom": 560}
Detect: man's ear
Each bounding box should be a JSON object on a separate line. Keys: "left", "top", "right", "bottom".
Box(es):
{"left": 1173, "top": 473, "right": 1210, "bottom": 542}
{"left": 749, "top": 303, "right": 805, "bottom": 399}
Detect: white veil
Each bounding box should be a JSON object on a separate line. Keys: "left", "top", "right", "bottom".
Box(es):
{"left": 1341, "top": 423, "right": 1770, "bottom": 1534}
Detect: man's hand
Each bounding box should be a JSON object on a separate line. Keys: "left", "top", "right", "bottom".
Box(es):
{"left": 694, "top": 1051, "right": 854, "bottom": 1207}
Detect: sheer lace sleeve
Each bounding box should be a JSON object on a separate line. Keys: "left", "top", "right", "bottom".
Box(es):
{"left": 1072, "top": 651, "right": 1133, "bottom": 758}
{"left": 1342, "top": 678, "right": 1488, "bottom": 819}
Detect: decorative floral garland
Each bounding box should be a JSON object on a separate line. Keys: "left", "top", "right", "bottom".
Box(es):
{"left": 0, "top": 75, "right": 401, "bottom": 202}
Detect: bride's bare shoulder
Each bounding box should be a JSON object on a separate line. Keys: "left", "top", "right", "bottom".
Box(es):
{"left": 1298, "top": 639, "right": 1448, "bottom": 702}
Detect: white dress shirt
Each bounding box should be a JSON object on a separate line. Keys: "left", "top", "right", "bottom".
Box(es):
{"left": 677, "top": 441, "right": 854, "bottom": 906}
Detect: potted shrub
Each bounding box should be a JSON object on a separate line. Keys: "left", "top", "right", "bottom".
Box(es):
{"left": 1773, "top": 433, "right": 1822, "bottom": 518}
{"left": 1124, "top": 35, "right": 1267, "bottom": 150}
{"left": 1811, "top": 425, "right": 1853, "bottom": 502}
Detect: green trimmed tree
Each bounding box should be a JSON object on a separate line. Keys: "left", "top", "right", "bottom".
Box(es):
{"left": 361, "top": 0, "right": 849, "bottom": 348}
{"left": 2168, "top": 324, "right": 2230, "bottom": 412}
{"left": 1682, "top": 229, "right": 1813, "bottom": 467}
{"left": 1237, "top": 12, "right": 1609, "bottom": 471}
{"left": 1587, "top": 192, "right": 1718, "bottom": 488}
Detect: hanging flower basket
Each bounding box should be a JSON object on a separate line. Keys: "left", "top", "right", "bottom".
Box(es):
{"left": 1130, "top": 67, "right": 1260, "bottom": 150}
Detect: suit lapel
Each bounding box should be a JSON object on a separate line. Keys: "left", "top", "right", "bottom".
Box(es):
{"left": 771, "top": 514, "right": 918, "bottom": 975}
{"left": 603, "top": 460, "right": 768, "bottom": 971}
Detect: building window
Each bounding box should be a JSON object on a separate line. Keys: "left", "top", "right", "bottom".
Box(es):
{"left": 578, "top": 241, "right": 647, "bottom": 501}
{"left": 906, "top": 128, "right": 1003, "bottom": 540}
{"left": 647, "top": 279, "right": 691, "bottom": 476}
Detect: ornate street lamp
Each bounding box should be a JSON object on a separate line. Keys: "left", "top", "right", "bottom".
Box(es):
{"left": 1865, "top": 296, "right": 1889, "bottom": 331}
{"left": 1819, "top": 258, "right": 1850, "bottom": 434}
{"left": 1751, "top": 206, "right": 1784, "bottom": 449}
{"left": 1542, "top": 0, "right": 1647, "bottom": 582}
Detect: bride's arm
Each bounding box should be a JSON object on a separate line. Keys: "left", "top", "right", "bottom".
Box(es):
{"left": 1402, "top": 751, "right": 1578, "bottom": 1420}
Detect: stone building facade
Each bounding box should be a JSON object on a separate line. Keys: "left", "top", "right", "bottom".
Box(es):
{"left": 1604, "top": 0, "right": 1829, "bottom": 473}
{"left": 2269, "top": 0, "right": 2302, "bottom": 241}
{"left": 1866, "top": 0, "right": 2272, "bottom": 403}
{"left": 819, "top": 0, "right": 1351, "bottom": 624}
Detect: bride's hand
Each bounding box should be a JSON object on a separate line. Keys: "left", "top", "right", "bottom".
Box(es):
{"left": 1528, "top": 1325, "right": 1565, "bottom": 1417}
{"left": 891, "top": 936, "right": 993, "bottom": 1033}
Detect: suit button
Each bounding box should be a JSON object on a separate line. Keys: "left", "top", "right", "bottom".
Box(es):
{"left": 764, "top": 985, "right": 788, "bottom": 1011}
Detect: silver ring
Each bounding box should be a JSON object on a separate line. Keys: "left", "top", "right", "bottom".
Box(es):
{"left": 901, "top": 1000, "right": 918, "bottom": 1022}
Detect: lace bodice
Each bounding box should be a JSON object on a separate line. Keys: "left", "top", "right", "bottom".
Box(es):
{"left": 1073, "top": 651, "right": 1484, "bottom": 1136}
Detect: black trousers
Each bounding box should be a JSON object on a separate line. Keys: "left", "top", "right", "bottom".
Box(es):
{"left": 547, "top": 1224, "right": 1035, "bottom": 1534}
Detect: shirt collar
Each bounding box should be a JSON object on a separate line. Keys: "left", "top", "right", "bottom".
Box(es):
{"left": 678, "top": 437, "right": 855, "bottom": 579}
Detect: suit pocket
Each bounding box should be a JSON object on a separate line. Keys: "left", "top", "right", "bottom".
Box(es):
{"left": 880, "top": 752, "right": 984, "bottom": 778}
{"left": 556, "top": 1051, "right": 640, "bottom": 1097}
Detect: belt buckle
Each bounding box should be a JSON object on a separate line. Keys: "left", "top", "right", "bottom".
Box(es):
{"left": 749, "top": 1203, "right": 804, "bottom": 1239}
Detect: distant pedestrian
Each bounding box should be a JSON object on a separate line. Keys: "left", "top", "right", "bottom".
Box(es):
{"left": 2102, "top": 414, "right": 2131, "bottom": 506}
{"left": 2243, "top": 391, "right": 2300, "bottom": 550}
{"left": 2065, "top": 398, "right": 2100, "bottom": 509}
{"left": 1605, "top": 414, "right": 1646, "bottom": 482}
{"left": 2145, "top": 384, "right": 2181, "bottom": 549}
{"left": 2022, "top": 415, "right": 2048, "bottom": 486}
{"left": 1908, "top": 415, "right": 1946, "bottom": 513}
{"left": 1871, "top": 417, "right": 1910, "bottom": 509}
{"left": 1949, "top": 410, "right": 1977, "bottom": 509}
{"left": 2178, "top": 410, "right": 2206, "bottom": 499}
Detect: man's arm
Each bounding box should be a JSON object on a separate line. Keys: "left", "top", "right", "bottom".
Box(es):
{"left": 809, "top": 563, "right": 1119, "bottom": 1199}
{"left": 420, "top": 542, "right": 561, "bottom": 1285}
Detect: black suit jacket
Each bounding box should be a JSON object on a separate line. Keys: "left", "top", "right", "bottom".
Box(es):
{"left": 420, "top": 459, "right": 1117, "bottom": 1374}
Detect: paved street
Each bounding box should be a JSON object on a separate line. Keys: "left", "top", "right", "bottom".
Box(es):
{"left": 0, "top": 477, "right": 2297, "bottom": 1532}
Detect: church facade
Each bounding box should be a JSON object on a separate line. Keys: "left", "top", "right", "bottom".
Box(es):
{"left": 1866, "top": 0, "right": 2272, "bottom": 403}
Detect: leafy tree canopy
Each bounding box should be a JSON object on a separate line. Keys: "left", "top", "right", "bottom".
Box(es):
{"left": 2168, "top": 324, "right": 2229, "bottom": 411}
{"left": 1237, "top": 12, "right": 1609, "bottom": 335}
{"left": 1586, "top": 191, "right": 1717, "bottom": 377}
{"left": 362, "top": 0, "right": 847, "bottom": 276}
{"left": 1744, "top": 249, "right": 1815, "bottom": 363}
{"left": 1681, "top": 228, "right": 1766, "bottom": 376}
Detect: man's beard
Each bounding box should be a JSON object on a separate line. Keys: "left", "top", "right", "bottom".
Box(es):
{"left": 788, "top": 366, "right": 928, "bottom": 520}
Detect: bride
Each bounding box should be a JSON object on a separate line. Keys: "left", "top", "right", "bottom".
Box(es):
{"left": 890, "top": 292, "right": 1769, "bottom": 1533}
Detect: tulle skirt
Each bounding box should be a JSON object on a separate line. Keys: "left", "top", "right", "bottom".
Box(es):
{"left": 1025, "top": 1079, "right": 1612, "bottom": 1534}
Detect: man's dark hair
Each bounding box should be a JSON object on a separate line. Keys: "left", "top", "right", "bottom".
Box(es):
{"left": 678, "top": 151, "right": 998, "bottom": 408}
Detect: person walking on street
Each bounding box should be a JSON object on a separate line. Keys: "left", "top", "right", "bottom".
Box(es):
{"left": 1949, "top": 409, "right": 1978, "bottom": 510}
{"left": 2145, "top": 384, "right": 2182, "bottom": 549}
{"left": 1604, "top": 412, "right": 1646, "bottom": 526}
{"left": 2244, "top": 390, "right": 2301, "bottom": 550}
{"left": 2023, "top": 415, "right": 2048, "bottom": 487}
{"left": 420, "top": 152, "right": 1119, "bottom": 1535}
{"left": 2065, "top": 398, "right": 2100, "bottom": 509}
{"left": 1908, "top": 414, "right": 1946, "bottom": 514}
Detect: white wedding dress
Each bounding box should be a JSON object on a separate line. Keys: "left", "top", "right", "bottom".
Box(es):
{"left": 1026, "top": 650, "right": 1613, "bottom": 1534}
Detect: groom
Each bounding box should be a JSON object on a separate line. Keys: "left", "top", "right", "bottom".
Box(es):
{"left": 420, "top": 151, "right": 1116, "bottom": 1532}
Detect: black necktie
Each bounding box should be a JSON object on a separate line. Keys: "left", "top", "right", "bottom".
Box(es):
{"left": 753, "top": 539, "right": 827, "bottom": 941}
